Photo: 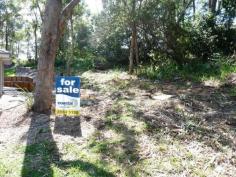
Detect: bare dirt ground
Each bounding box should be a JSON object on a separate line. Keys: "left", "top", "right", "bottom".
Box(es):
{"left": 0, "top": 70, "right": 235, "bottom": 177}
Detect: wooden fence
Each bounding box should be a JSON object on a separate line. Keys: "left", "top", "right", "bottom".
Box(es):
{"left": 4, "top": 76, "right": 35, "bottom": 91}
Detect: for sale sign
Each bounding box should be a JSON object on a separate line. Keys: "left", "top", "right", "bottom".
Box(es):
{"left": 55, "top": 76, "right": 80, "bottom": 116}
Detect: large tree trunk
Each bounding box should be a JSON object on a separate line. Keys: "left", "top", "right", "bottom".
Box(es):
{"left": 33, "top": 0, "right": 80, "bottom": 113}
{"left": 33, "top": 0, "right": 62, "bottom": 113}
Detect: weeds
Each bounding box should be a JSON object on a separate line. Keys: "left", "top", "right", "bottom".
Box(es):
{"left": 137, "top": 57, "right": 236, "bottom": 82}
{"left": 17, "top": 86, "right": 34, "bottom": 111}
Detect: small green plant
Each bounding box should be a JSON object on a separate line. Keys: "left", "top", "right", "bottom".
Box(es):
{"left": 0, "top": 162, "right": 8, "bottom": 177}
{"left": 4, "top": 67, "right": 16, "bottom": 77}
{"left": 229, "top": 87, "right": 236, "bottom": 97}
{"left": 16, "top": 86, "right": 34, "bottom": 111}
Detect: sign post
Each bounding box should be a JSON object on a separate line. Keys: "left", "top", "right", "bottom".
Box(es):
{"left": 55, "top": 76, "right": 80, "bottom": 116}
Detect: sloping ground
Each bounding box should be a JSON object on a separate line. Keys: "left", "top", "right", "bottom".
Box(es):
{"left": 0, "top": 70, "right": 235, "bottom": 177}
{"left": 16, "top": 67, "right": 37, "bottom": 81}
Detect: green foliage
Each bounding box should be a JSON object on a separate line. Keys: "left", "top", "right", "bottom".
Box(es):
{"left": 56, "top": 48, "right": 96, "bottom": 74}
{"left": 13, "top": 58, "right": 37, "bottom": 69}
{"left": 93, "top": 0, "right": 236, "bottom": 71}
{"left": 55, "top": 3, "right": 96, "bottom": 74}
{"left": 22, "top": 60, "right": 37, "bottom": 69}
{"left": 137, "top": 56, "right": 236, "bottom": 82}
{"left": 95, "top": 28, "right": 129, "bottom": 65}
{"left": 0, "top": 0, "right": 24, "bottom": 55}
{"left": 1, "top": 0, "right": 235, "bottom": 79}
{"left": 229, "top": 87, "right": 236, "bottom": 97}
{"left": 71, "top": 54, "right": 95, "bottom": 72}
{"left": 4, "top": 67, "right": 16, "bottom": 77}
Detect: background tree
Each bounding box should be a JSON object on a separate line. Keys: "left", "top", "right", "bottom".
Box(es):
{"left": 93, "top": 0, "right": 235, "bottom": 70}
{"left": 0, "top": 0, "right": 22, "bottom": 55}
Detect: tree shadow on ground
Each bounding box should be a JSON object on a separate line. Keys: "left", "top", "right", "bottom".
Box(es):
{"left": 133, "top": 81, "right": 236, "bottom": 151}
{"left": 101, "top": 74, "right": 235, "bottom": 142}
{"left": 45, "top": 71, "right": 235, "bottom": 176}
{"left": 90, "top": 73, "right": 236, "bottom": 153}
{"left": 88, "top": 106, "right": 142, "bottom": 176}
{"left": 21, "top": 113, "right": 115, "bottom": 177}
{"left": 54, "top": 116, "right": 82, "bottom": 137}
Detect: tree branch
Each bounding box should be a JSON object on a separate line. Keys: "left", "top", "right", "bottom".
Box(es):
{"left": 59, "top": 0, "right": 80, "bottom": 37}
{"left": 121, "top": 0, "right": 130, "bottom": 13}
{"left": 177, "top": 0, "right": 194, "bottom": 24}
{"left": 61, "top": 0, "right": 80, "bottom": 20}
{"left": 0, "top": 19, "right": 6, "bottom": 27}
{"left": 35, "top": 0, "right": 44, "bottom": 22}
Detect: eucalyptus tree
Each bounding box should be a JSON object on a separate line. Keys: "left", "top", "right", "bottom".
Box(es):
{"left": 0, "top": 0, "right": 22, "bottom": 54}
{"left": 96, "top": 0, "right": 144, "bottom": 73}
{"left": 56, "top": 3, "right": 89, "bottom": 75}
{"left": 30, "top": 2, "right": 40, "bottom": 62}
{"left": 33, "top": 0, "right": 80, "bottom": 113}
{"left": 95, "top": 0, "right": 199, "bottom": 67}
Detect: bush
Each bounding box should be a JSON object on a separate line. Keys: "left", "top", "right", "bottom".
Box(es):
{"left": 137, "top": 55, "right": 236, "bottom": 82}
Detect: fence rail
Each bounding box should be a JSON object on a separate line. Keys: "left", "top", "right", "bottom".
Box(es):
{"left": 4, "top": 76, "right": 35, "bottom": 91}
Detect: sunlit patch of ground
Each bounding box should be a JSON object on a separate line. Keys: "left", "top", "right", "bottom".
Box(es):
{"left": 203, "top": 79, "right": 221, "bottom": 88}
{"left": 0, "top": 70, "right": 235, "bottom": 177}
